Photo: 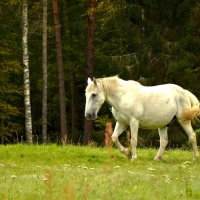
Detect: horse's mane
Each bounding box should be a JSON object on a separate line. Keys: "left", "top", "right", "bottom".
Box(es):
{"left": 98, "top": 76, "right": 120, "bottom": 95}
{"left": 86, "top": 75, "right": 140, "bottom": 94}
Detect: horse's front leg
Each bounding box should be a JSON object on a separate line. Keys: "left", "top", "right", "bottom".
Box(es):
{"left": 112, "top": 122, "right": 131, "bottom": 157}
{"left": 130, "top": 119, "right": 139, "bottom": 160}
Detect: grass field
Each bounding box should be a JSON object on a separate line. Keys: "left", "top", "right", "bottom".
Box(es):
{"left": 0, "top": 145, "right": 200, "bottom": 200}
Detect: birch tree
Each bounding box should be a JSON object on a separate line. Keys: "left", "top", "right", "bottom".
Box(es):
{"left": 22, "top": 0, "right": 33, "bottom": 144}
{"left": 42, "top": 0, "right": 48, "bottom": 144}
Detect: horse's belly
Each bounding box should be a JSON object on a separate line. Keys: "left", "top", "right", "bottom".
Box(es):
{"left": 139, "top": 120, "right": 170, "bottom": 129}
{"left": 138, "top": 98, "right": 177, "bottom": 129}
{"left": 112, "top": 102, "right": 177, "bottom": 129}
{"left": 139, "top": 113, "right": 175, "bottom": 129}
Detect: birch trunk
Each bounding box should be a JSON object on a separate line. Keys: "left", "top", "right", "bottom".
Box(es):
{"left": 22, "top": 0, "right": 33, "bottom": 144}
{"left": 42, "top": 0, "right": 48, "bottom": 144}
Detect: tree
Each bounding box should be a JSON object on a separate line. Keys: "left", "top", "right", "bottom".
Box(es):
{"left": 42, "top": 0, "right": 48, "bottom": 144}
{"left": 70, "top": 68, "right": 78, "bottom": 141}
{"left": 53, "top": 0, "right": 68, "bottom": 144}
{"left": 83, "top": 0, "right": 96, "bottom": 145}
{"left": 22, "top": 0, "right": 33, "bottom": 144}
{"left": 1, "top": 0, "right": 200, "bottom": 146}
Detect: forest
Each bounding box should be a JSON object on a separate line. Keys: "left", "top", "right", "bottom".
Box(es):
{"left": 1, "top": 0, "right": 200, "bottom": 146}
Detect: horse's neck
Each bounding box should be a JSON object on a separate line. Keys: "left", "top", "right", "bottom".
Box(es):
{"left": 105, "top": 80, "right": 127, "bottom": 109}
{"left": 105, "top": 79, "right": 140, "bottom": 109}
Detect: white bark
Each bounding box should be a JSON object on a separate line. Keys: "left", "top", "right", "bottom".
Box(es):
{"left": 22, "top": 0, "right": 32, "bottom": 144}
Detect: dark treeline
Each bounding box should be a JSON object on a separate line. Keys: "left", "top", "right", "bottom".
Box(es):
{"left": 0, "top": 0, "right": 200, "bottom": 146}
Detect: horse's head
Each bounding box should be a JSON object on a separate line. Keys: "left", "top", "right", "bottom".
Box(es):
{"left": 85, "top": 77, "right": 105, "bottom": 120}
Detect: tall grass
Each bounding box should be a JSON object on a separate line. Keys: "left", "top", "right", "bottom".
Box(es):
{"left": 0, "top": 145, "right": 200, "bottom": 199}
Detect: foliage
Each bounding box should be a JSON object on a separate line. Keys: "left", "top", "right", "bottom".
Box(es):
{"left": 0, "top": 1, "right": 24, "bottom": 142}
{"left": 1, "top": 0, "right": 200, "bottom": 144}
{"left": 95, "top": 115, "right": 114, "bottom": 129}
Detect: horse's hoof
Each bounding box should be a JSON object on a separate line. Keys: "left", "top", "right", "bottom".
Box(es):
{"left": 131, "top": 155, "right": 137, "bottom": 161}
{"left": 127, "top": 154, "right": 132, "bottom": 159}
{"left": 124, "top": 148, "right": 131, "bottom": 157}
{"left": 154, "top": 155, "right": 161, "bottom": 160}
{"left": 193, "top": 156, "right": 198, "bottom": 162}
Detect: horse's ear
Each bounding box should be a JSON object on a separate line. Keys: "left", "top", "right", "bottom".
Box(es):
{"left": 93, "top": 77, "right": 97, "bottom": 86}
{"left": 87, "top": 77, "right": 92, "bottom": 85}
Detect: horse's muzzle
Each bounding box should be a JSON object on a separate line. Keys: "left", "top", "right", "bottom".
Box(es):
{"left": 85, "top": 112, "right": 97, "bottom": 120}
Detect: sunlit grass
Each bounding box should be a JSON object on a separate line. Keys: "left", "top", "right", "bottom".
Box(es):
{"left": 0, "top": 145, "right": 200, "bottom": 199}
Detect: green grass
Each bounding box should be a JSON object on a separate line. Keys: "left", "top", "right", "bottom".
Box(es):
{"left": 0, "top": 145, "right": 200, "bottom": 200}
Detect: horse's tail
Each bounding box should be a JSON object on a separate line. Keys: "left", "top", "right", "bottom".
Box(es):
{"left": 182, "top": 90, "right": 200, "bottom": 122}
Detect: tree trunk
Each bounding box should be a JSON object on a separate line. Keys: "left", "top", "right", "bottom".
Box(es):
{"left": 22, "top": 0, "right": 33, "bottom": 144}
{"left": 86, "top": 0, "right": 96, "bottom": 78}
{"left": 84, "top": 0, "right": 96, "bottom": 145}
{"left": 70, "top": 69, "right": 78, "bottom": 141}
{"left": 42, "top": 0, "right": 48, "bottom": 144}
{"left": 53, "top": 0, "right": 68, "bottom": 144}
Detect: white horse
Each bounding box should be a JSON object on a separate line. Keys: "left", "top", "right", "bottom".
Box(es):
{"left": 85, "top": 76, "right": 199, "bottom": 160}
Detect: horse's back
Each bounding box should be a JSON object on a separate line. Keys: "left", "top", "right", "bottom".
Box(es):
{"left": 127, "top": 83, "right": 198, "bottom": 128}
{"left": 139, "top": 83, "right": 199, "bottom": 121}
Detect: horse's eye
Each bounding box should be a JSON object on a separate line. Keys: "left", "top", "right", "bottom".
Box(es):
{"left": 92, "top": 93, "right": 97, "bottom": 98}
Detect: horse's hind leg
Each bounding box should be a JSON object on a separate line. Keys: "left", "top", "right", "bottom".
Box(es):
{"left": 178, "top": 120, "right": 199, "bottom": 160}
{"left": 130, "top": 119, "right": 139, "bottom": 160}
{"left": 154, "top": 126, "right": 168, "bottom": 160}
{"left": 111, "top": 122, "right": 131, "bottom": 157}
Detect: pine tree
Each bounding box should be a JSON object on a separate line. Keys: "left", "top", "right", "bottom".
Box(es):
{"left": 42, "top": 0, "right": 48, "bottom": 144}
{"left": 84, "top": 0, "right": 96, "bottom": 145}
{"left": 53, "top": 0, "right": 68, "bottom": 144}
